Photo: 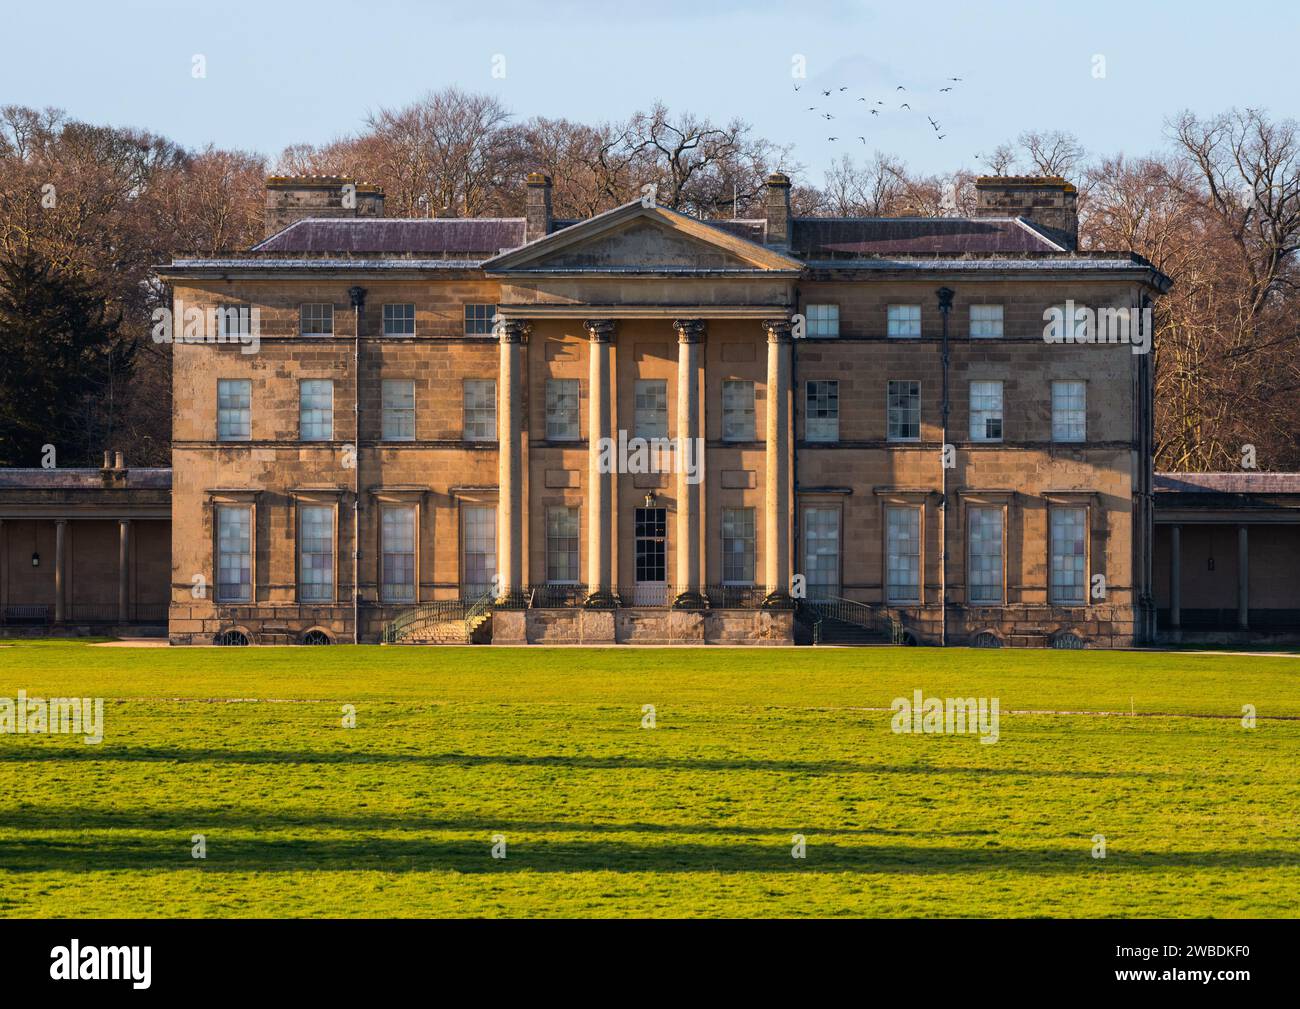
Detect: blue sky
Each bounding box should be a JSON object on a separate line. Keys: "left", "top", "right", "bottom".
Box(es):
{"left": 2, "top": 0, "right": 1295, "bottom": 183}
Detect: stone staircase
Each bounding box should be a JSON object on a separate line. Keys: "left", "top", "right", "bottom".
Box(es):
{"left": 812, "top": 613, "right": 892, "bottom": 645}
{"left": 398, "top": 612, "right": 491, "bottom": 644}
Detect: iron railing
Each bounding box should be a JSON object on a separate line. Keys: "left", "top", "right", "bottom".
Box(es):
{"left": 1, "top": 603, "right": 168, "bottom": 625}
{"left": 517, "top": 583, "right": 775, "bottom": 609}
{"left": 381, "top": 588, "right": 496, "bottom": 644}
{"left": 801, "top": 595, "right": 906, "bottom": 644}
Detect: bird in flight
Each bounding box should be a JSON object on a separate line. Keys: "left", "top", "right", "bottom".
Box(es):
{"left": 858, "top": 136, "right": 867, "bottom": 144}
{"left": 823, "top": 113, "right": 835, "bottom": 119}
{"left": 948, "top": 77, "right": 962, "bottom": 81}
{"left": 937, "top": 134, "right": 947, "bottom": 140}
{"left": 896, "top": 85, "right": 906, "bottom": 90}
{"left": 807, "top": 107, "right": 817, "bottom": 111}
{"left": 858, "top": 96, "right": 867, "bottom": 101}
{"left": 939, "top": 87, "right": 953, "bottom": 92}
{"left": 822, "top": 89, "right": 832, "bottom": 96}
{"left": 827, "top": 136, "right": 838, "bottom": 141}
{"left": 839, "top": 87, "right": 848, "bottom": 91}
{"left": 900, "top": 103, "right": 911, "bottom": 109}
{"left": 876, "top": 100, "right": 884, "bottom": 105}
{"left": 928, "top": 116, "right": 938, "bottom": 127}
{"left": 870, "top": 109, "right": 880, "bottom": 115}
{"left": 794, "top": 84, "right": 801, "bottom": 91}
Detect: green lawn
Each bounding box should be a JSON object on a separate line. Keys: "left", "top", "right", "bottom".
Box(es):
{"left": 1, "top": 640, "right": 1298, "bottom": 917}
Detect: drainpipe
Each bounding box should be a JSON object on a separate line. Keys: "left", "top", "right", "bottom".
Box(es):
{"left": 349, "top": 285, "right": 367, "bottom": 644}
{"left": 936, "top": 287, "right": 954, "bottom": 647}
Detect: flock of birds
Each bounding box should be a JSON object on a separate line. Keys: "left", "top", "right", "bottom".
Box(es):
{"left": 796, "top": 78, "right": 962, "bottom": 143}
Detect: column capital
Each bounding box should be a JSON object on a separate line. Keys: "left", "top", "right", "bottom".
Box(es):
{"left": 583, "top": 319, "right": 617, "bottom": 342}
{"left": 673, "top": 318, "right": 706, "bottom": 344}
{"left": 497, "top": 319, "right": 531, "bottom": 343}
{"left": 761, "top": 318, "right": 794, "bottom": 343}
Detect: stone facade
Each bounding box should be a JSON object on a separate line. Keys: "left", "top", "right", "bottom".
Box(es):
{"left": 157, "top": 173, "right": 1171, "bottom": 646}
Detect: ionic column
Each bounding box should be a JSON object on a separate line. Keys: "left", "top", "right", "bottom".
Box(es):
{"left": 672, "top": 319, "right": 707, "bottom": 609}
{"left": 54, "top": 519, "right": 66, "bottom": 623}
{"left": 762, "top": 318, "right": 793, "bottom": 607}
{"left": 1238, "top": 525, "right": 1249, "bottom": 630}
{"left": 497, "top": 320, "right": 529, "bottom": 603}
{"left": 584, "top": 319, "right": 618, "bottom": 606}
{"left": 1169, "top": 524, "right": 1181, "bottom": 630}
{"left": 118, "top": 519, "right": 131, "bottom": 623}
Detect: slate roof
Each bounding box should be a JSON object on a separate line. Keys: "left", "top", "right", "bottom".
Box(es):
{"left": 791, "top": 217, "right": 1064, "bottom": 257}
{"left": 0, "top": 468, "right": 172, "bottom": 489}
{"left": 1155, "top": 473, "right": 1300, "bottom": 495}
{"left": 249, "top": 214, "right": 1060, "bottom": 259}
{"left": 252, "top": 218, "right": 527, "bottom": 256}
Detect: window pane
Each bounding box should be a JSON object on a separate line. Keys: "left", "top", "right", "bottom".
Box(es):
{"left": 382, "top": 379, "right": 416, "bottom": 441}
{"left": 216, "top": 505, "right": 252, "bottom": 602}
{"left": 969, "top": 380, "right": 1003, "bottom": 442}
{"left": 1050, "top": 507, "right": 1087, "bottom": 603}
{"left": 886, "top": 506, "right": 921, "bottom": 603}
{"left": 806, "top": 380, "right": 839, "bottom": 442}
{"left": 634, "top": 380, "right": 668, "bottom": 439}
{"left": 300, "top": 303, "right": 333, "bottom": 336}
{"left": 464, "top": 304, "right": 497, "bottom": 336}
{"left": 299, "top": 505, "right": 334, "bottom": 602}
{"left": 969, "top": 304, "right": 1003, "bottom": 338}
{"left": 217, "top": 379, "right": 251, "bottom": 440}
{"left": 803, "top": 507, "right": 840, "bottom": 599}
{"left": 546, "top": 379, "right": 580, "bottom": 441}
{"left": 381, "top": 506, "right": 416, "bottom": 603}
{"left": 1052, "top": 381, "right": 1086, "bottom": 442}
{"left": 633, "top": 507, "right": 667, "bottom": 586}
{"left": 968, "top": 507, "right": 1003, "bottom": 604}
{"left": 722, "top": 380, "right": 755, "bottom": 441}
{"left": 805, "top": 303, "right": 839, "bottom": 338}
{"left": 462, "top": 506, "right": 497, "bottom": 598}
{"left": 383, "top": 303, "right": 415, "bottom": 336}
{"left": 546, "top": 507, "right": 580, "bottom": 583}
{"left": 887, "top": 380, "right": 920, "bottom": 440}
{"left": 721, "top": 507, "right": 756, "bottom": 585}
{"left": 464, "top": 379, "right": 497, "bottom": 441}
{"left": 887, "top": 304, "right": 921, "bottom": 338}
{"left": 300, "top": 380, "right": 333, "bottom": 440}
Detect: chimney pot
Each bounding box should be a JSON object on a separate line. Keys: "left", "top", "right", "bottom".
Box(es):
{"left": 974, "top": 175, "right": 1078, "bottom": 250}
{"left": 525, "top": 173, "right": 553, "bottom": 244}
{"left": 763, "top": 173, "right": 793, "bottom": 250}
{"left": 263, "top": 176, "right": 385, "bottom": 239}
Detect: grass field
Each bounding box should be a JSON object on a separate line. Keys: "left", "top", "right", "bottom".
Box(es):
{"left": 1, "top": 639, "right": 1298, "bottom": 918}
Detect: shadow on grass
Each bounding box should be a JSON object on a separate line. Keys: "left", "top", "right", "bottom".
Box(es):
{"left": 1, "top": 832, "right": 1295, "bottom": 874}
{"left": 0, "top": 807, "right": 998, "bottom": 838}
{"left": 0, "top": 745, "right": 1177, "bottom": 780}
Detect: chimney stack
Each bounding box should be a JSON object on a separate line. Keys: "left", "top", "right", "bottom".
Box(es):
{"left": 525, "top": 172, "right": 553, "bottom": 243}
{"left": 974, "top": 176, "right": 1078, "bottom": 250}
{"left": 763, "top": 173, "right": 792, "bottom": 250}
{"left": 264, "top": 176, "right": 385, "bottom": 239}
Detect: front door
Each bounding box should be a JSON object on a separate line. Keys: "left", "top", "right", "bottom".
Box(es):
{"left": 632, "top": 507, "right": 668, "bottom": 605}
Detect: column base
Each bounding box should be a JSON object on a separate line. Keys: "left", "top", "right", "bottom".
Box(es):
{"left": 760, "top": 591, "right": 795, "bottom": 610}
{"left": 671, "top": 589, "right": 709, "bottom": 610}
{"left": 493, "top": 590, "right": 530, "bottom": 610}
{"left": 584, "top": 590, "right": 622, "bottom": 608}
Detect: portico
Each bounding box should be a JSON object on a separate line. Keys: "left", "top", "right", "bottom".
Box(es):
{"left": 483, "top": 199, "right": 802, "bottom": 641}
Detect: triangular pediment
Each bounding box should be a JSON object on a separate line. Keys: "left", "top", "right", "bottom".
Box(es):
{"left": 483, "top": 202, "right": 802, "bottom": 274}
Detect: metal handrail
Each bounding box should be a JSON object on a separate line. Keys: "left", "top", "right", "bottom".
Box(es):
{"left": 463, "top": 587, "right": 495, "bottom": 638}
{"left": 801, "top": 595, "right": 906, "bottom": 644}
{"left": 381, "top": 599, "right": 471, "bottom": 644}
